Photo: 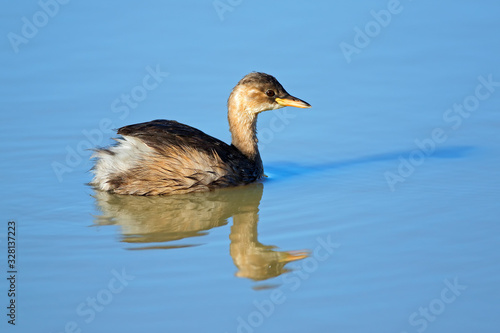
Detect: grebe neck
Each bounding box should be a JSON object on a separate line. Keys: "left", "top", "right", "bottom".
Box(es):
{"left": 227, "top": 91, "right": 260, "bottom": 160}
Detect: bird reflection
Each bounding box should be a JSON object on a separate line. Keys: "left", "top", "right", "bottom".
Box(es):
{"left": 93, "top": 183, "right": 308, "bottom": 281}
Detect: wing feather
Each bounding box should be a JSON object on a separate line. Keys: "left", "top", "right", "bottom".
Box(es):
{"left": 92, "top": 119, "right": 260, "bottom": 195}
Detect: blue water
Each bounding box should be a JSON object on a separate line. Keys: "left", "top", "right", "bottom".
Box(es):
{"left": 1, "top": 1, "right": 500, "bottom": 332}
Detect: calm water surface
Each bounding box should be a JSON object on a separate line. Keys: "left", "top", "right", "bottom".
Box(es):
{"left": 1, "top": 1, "right": 499, "bottom": 332}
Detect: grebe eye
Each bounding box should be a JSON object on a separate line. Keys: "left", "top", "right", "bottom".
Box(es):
{"left": 266, "top": 90, "right": 275, "bottom": 97}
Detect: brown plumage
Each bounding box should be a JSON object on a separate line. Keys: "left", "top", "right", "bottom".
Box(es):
{"left": 90, "top": 72, "right": 311, "bottom": 195}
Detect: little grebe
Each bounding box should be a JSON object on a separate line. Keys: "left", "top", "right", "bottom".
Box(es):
{"left": 91, "top": 72, "right": 311, "bottom": 195}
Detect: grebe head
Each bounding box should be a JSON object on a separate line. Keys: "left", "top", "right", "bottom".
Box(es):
{"left": 228, "top": 72, "right": 311, "bottom": 115}
{"left": 227, "top": 72, "right": 310, "bottom": 160}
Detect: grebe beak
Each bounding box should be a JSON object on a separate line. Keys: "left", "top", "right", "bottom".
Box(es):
{"left": 279, "top": 250, "right": 310, "bottom": 263}
{"left": 275, "top": 95, "right": 311, "bottom": 108}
